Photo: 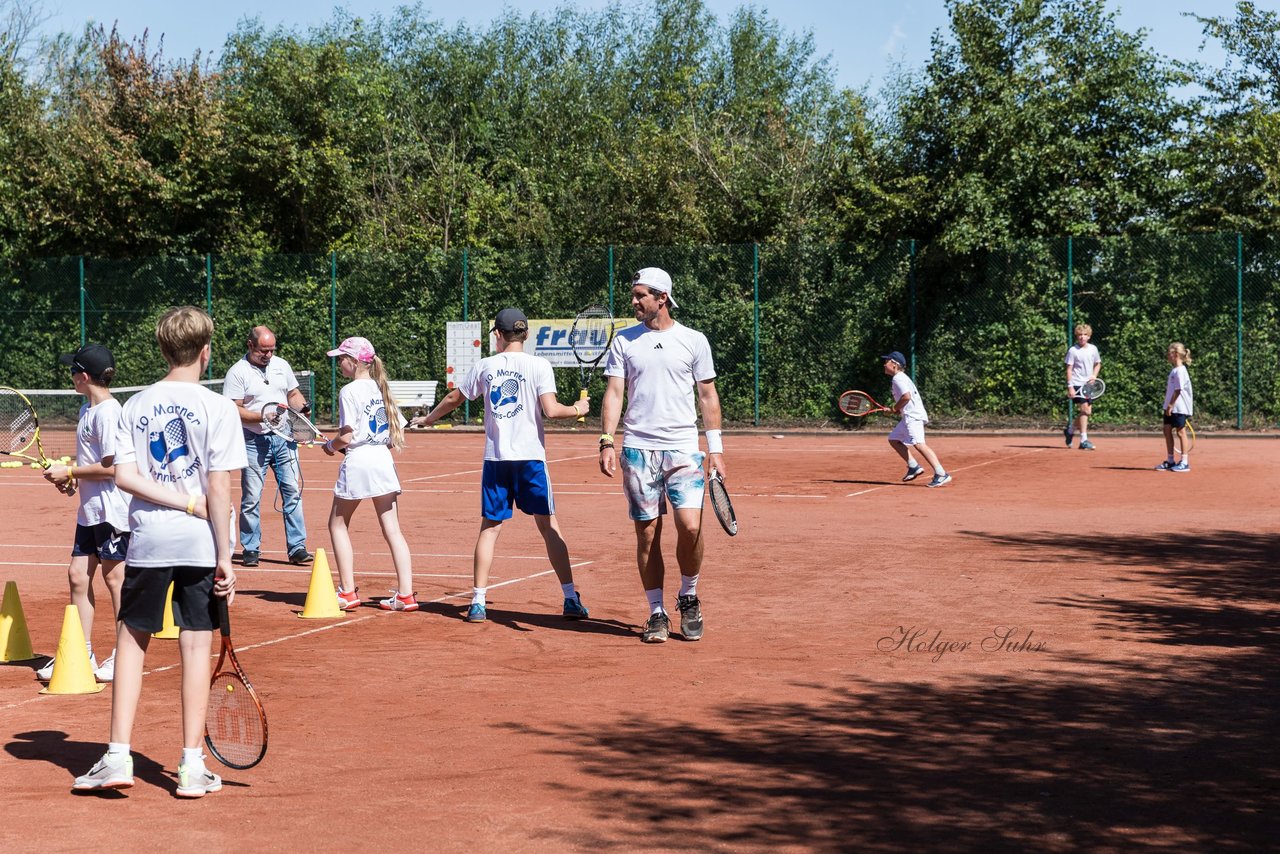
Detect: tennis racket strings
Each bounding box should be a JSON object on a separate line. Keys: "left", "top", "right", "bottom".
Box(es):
{"left": 570, "top": 306, "right": 613, "bottom": 365}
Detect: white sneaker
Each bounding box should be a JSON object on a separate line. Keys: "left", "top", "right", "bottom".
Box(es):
{"left": 72, "top": 752, "right": 134, "bottom": 791}
{"left": 176, "top": 761, "right": 223, "bottom": 798}
{"left": 37, "top": 653, "right": 97, "bottom": 682}
{"left": 94, "top": 651, "right": 116, "bottom": 683}
{"left": 36, "top": 658, "right": 55, "bottom": 681}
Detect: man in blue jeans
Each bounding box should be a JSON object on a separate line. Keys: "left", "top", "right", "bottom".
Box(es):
{"left": 223, "top": 326, "right": 312, "bottom": 567}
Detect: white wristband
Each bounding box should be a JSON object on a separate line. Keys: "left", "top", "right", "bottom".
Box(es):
{"left": 705, "top": 429, "right": 723, "bottom": 454}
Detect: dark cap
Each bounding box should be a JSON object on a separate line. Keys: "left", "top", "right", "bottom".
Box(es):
{"left": 59, "top": 343, "right": 115, "bottom": 379}
{"left": 880, "top": 351, "right": 907, "bottom": 367}
{"left": 492, "top": 308, "right": 529, "bottom": 334}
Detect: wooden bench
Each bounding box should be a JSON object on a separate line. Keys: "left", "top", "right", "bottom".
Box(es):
{"left": 387, "top": 380, "right": 439, "bottom": 416}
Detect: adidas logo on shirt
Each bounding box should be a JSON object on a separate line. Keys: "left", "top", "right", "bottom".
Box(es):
{"left": 653, "top": 343, "right": 663, "bottom": 349}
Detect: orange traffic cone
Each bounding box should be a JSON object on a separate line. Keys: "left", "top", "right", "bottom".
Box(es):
{"left": 41, "top": 605, "right": 105, "bottom": 694}
{"left": 0, "top": 581, "right": 36, "bottom": 662}
{"left": 298, "top": 548, "right": 343, "bottom": 619}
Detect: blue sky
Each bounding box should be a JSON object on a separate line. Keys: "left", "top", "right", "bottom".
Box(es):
{"left": 33, "top": 0, "right": 1237, "bottom": 92}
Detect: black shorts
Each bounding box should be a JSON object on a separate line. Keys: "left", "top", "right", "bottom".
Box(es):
{"left": 71, "top": 523, "right": 130, "bottom": 562}
{"left": 1069, "top": 388, "right": 1091, "bottom": 405}
{"left": 1163, "top": 413, "right": 1189, "bottom": 428}
{"left": 119, "top": 565, "right": 220, "bottom": 634}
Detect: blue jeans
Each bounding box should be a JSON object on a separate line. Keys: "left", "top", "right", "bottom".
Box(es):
{"left": 239, "top": 431, "right": 307, "bottom": 555}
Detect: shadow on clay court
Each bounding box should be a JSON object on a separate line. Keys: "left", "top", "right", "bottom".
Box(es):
{"left": 1098, "top": 465, "right": 1168, "bottom": 472}
{"left": 238, "top": 588, "right": 308, "bottom": 608}
{"left": 475, "top": 609, "right": 637, "bottom": 637}
{"left": 6, "top": 730, "right": 172, "bottom": 794}
{"left": 820, "top": 478, "right": 897, "bottom": 486}
{"left": 504, "top": 528, "right": 1279, "bottom": 850}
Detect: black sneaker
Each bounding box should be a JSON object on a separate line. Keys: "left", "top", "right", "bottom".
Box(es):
{"left": 641, "top": 611, "right": 670, "bottom": 643}
{"left": 240, "top": 550, "right": 259, "bottom": 567}
{"left": 902, "top": 465, "right": 925, "bottom": 483}
{"left": 289, "top": 549, "right": 314, "bottom": 565}
{"left": 676, "top": 595, "right": 703, "bottom": 641}
{"left": 1063, "top": 425, "right": 1073, "bottom": 447}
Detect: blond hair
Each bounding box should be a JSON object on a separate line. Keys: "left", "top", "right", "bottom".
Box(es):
{"left": 1074, "top": 323, "right": 1092, "bottom": 338}
{"left": 1168, "top": 342, "right": 1192, "bottom": 365}
{"left": 156, "top": 306, "right": 213, "bottom": 367}
{"left": 367, "top": 355, "right": 404, "bottom": 451}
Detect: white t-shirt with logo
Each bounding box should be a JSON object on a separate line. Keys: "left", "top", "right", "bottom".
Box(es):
{"left": 1165, "top": 365, "right": 1193, "bottom": 415}
{"left": 457, "top": 351, "right": 557, "bottom": 461}
{"left": 603, "top": 321, "right": 716, "bottom": 451}
{"left": 114, "top": 381, "right": 247, "bottom": 567}
{"left": 1065, "top": 343, "right": 1101, "bottom": 387}
{"left": 338, "top": 379, "right": 406, "bottom": 448}
{"left": 75, "top": 398, "right": 131, "bottom": 531}
{"left": 223, "top": 355, "right": 300, "bottom": 435}
{"left": 891, "top": 372, "right": 929, "bottom": 422}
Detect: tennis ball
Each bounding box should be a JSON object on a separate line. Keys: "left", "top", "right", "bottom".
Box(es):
{"left": 226, "top": 684, "right": 235, "bottom": 692}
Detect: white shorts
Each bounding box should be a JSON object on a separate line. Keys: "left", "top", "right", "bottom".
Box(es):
{"left": 334, "top": 444, "right": 401, "bottom": 500}
{"left": 889, "top": 417, "right": 927, "bottom": 445}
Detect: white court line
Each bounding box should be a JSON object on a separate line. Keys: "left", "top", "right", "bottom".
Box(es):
{"left": 1, "top": 561, "right": 594, "bottom": 711}
{"left": 846, "top": 447, "right": 1049, "bottom": 497}
{"left": 399, "top": 452, "right": 596, "bottom": 485}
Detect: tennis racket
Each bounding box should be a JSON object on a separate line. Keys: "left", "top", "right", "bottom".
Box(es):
{"left": 570, "top": 304, "right": 615, "bottom": 425}
{"left": 260, "top": 403, "right": 326, "bottom": 445}
{"left": 0, "top": 387, "right": 74, "bottom": 492}
{"left": 205, "top": 596, "right": 267, "bottom": 770}
{"left": 1077, "top": 378, "right": 1106, "bottom": 402}
{"left": 707, "top": 467, "right": 738, "bottom": 536}
{"left": 838, "top": 390, "right": 894, "bottom": 417}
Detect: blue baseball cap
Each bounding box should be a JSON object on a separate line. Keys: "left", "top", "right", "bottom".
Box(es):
{"left": 880, "top": 351, "right": 907, "bottom": 367}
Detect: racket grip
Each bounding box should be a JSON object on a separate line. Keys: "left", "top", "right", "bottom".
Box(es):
{"left": 576, "top": 388, "right": 588, "bottom": 424}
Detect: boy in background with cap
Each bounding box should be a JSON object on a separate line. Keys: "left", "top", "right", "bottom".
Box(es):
{"left": 410, "top": 308, "right": 591, "bottom": 622}
{"left": 38, "top": 343, "right": 130, "bottom": 684}
{"left": 882, "top": 351, "right": 951, "bottom": 488}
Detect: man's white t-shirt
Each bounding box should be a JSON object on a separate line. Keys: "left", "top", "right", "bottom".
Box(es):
{"left": 891, "top": 372, "right": 929, "bottom": 422}
{"left": 338, "top": 379, "right": 405, "bottom": 448}
{"left": 223, "top": 355, "right": 300, "bottom": 436}
{"left": 1065, "top": 343, "right": 1101, "bottom": 387}
{"left": 114, "top": 381, "right": 247, "bottom": 567}
{"left": 603, "top": 321, "right": 716, "bottom": 451}
{"left": 457, "top": 351, "right": 557, "bottom": 461}
{"left": 75, "top": 398, "right": 131, "bottom": 531}
{"left": 1165, "top": 365, "right": 1193, "bottom": 415}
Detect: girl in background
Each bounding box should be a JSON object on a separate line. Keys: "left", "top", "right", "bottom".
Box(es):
{"left": 322, "top": 337, "right": 415, "bottom": 611}
{"left": 1157, "top": 342, "right": 1193, "bottom": 472}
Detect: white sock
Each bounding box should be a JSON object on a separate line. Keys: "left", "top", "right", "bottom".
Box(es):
{"left": 645, "top": 588, "right": 664, "bottom": 614}
{"left": 935, "top": 469, "right": 947, "bottom": 477}
{"left": 182, "top": 747, "right": 204, "bottom": 768}
{"left": 679, "top": 574, "right": 699, "bottom": 597}
{"left": 472, "top": 587, "right": 487, "bottom": 606}
{"left": 1081, "top": 432, "right": 1088, "bottom": 441}
{"left": 560, "top": 582, "right": 576, "bottom": 599}
{"left": 107, "top": 742, "right": 130, "bottom": 758}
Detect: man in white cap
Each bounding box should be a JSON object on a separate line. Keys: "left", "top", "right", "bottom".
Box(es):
{"left": 598, "top": 267, "right": 725, "bottom": 643}
{"left": 223, "top": 325, "right": 312, "bottom": 567}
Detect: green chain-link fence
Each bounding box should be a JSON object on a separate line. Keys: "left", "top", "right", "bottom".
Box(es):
{"left": 2, "top": 234, "right": 1277, "bottom": 428}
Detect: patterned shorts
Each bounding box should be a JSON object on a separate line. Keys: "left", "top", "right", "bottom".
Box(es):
{"left": 620, "top": 447, "right": 706, "bottom": 521}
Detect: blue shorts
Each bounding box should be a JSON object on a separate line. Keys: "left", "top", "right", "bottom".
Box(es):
{"left": 71, "top": 523, "right": 130, "bottom": 562}
{"left": 481, "top": 460, "right": 554, "bottom": 521}
{"left": 1163, "top": 413, "right": 1189, "bottom": 428}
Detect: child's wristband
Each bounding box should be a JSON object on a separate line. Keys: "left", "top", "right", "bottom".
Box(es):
{"left": 705, "top": 429, "right": 724, "bottom": 454}
{"left": 186, "top": 496, "right": 197, "bottom": 515}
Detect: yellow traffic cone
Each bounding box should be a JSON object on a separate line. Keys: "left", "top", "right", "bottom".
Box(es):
{"left": 153, "top": 582, "right": 180, "bottom": 639}
{"left": 0, "top": 581, "right": 36, "bottom": 662}
{"left": 40, "top": 605, "right": 105, "bottom": 694}
{"left": 298, "top": 548, "right": 343, "bottom": 618}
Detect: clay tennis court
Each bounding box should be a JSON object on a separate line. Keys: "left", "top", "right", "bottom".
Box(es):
{"left": 2, "top": 430, "right": 1277, "bottom": 851}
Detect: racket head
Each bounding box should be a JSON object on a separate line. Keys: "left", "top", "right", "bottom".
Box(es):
{"left": 261, "top": 403, "right": 323, "bottom": 444}
{"left": 204, "top": 598, "right": 268, "bottom": 770}
{"left": 707, "top": 468, "right": 738, "bottom": 536}
{"left": 1079, "top": 378, "right": 1105, "bottom": 400}
{"left": 0, "top": 386, "right": 42, "bottom": 458}
{"left": 569, "top": 304, "right": 615, "bottom": 370}
{"left": 838, "top": 390, "right": 879, "bottom": 417}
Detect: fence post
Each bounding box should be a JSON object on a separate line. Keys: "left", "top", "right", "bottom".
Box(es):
{"left": 1066, "top": 237, "right": 1073, "bottom": 424}
{"left": 78, "top": 256, "right": 86, "bottom": 347}
{"left": 753, "top": 243, "right": 760, "bottom": 426}
{"left": 1236, "top": 233, "right": 1243, "bottom": 429}
{"left": 608, "top": 245, "right": 614, "bottom": 310}
{"left": 462, "top": 248, "right": 470, "bottom": 424}
{"left": 330, "top": 251, "right": 338, "bottom": 422}
{"left": 908, "top": 240, "right": 917, "bottom": 379}
{"left": 205, "top": 254, "right": 213, "bottom": 380}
